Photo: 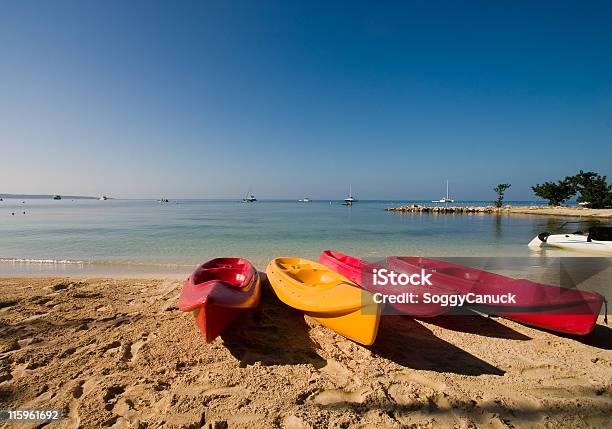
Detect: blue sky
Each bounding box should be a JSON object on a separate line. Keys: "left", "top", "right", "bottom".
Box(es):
{"left": 1, "top": 1, "right": 611, "bottom": 199}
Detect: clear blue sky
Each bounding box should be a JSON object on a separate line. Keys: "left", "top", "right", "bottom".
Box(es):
{"left": 1, "top": 1, "right": 611, "bottom": 199}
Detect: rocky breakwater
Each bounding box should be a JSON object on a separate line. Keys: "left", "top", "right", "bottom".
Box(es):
{"left": 385, "top": 205, "right": 498, "bottom": 214}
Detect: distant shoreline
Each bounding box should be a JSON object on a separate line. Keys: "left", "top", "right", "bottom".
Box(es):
{"left": 0, "top": 193, "right": 97, "bottom": 200}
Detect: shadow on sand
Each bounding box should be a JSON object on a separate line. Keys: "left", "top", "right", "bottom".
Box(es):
{"left": 549, "top": 322, "right": 612, "bottom": 350}
{"left": 419, "top": 311, "right": 531, "bottom": 341}
{"left": 221, "top": 285, "right": 326, "bottom": 368}
{"left": 372, "top": 316, "right": 505, "bottom": 376}
{"left": 317, "top": 395, "right": 611, "bottom": 425}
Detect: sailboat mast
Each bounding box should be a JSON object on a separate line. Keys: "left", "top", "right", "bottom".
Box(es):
{"left": 446, "top": 180, "right": 449, "bottom": 199}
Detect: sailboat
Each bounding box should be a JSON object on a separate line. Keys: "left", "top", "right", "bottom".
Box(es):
{"left": 343, "top": 185, "right": 358, "bottom": 205}
{"left": 242, "top": 188, "right": 257, "bottom": 202}
{"left": 432, "top": 180, "right": 454, "bottom": 203}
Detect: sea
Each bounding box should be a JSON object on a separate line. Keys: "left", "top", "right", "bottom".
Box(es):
{"left": 0, "top": 198, "right": 609, "bottom": 280}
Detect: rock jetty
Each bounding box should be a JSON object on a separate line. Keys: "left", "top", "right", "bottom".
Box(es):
{"left": 385, "top": 205, "right": 612, "bottom": 218}
{"left": 385, "top": 205, "right": 497, "bottom": 214}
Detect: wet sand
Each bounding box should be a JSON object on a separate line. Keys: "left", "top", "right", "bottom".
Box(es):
{"left": 0, "top": 277, "right": 610, "bottom": 428}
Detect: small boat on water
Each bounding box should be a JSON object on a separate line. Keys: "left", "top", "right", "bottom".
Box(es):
{"left": 528, "top": 227, "right": 612, "bottom": 255}
{"left": 388, "top": 256, "right": 605, "bottom": 335}
{"left": 52, "top": 195, "right": 61, "bottom": 200}
{"left": 319, "top": 250, "right": 456, "bottom": 317}
{"left": 298, "top": 197, "right": 312, "bottom": 203}
{"left": 266, "top": 257, "right": 381, "bottom": 345}
{"left": 242, "top": 188, "right": 257, "bottom": 202}
{"left": 178, "top": 258, "right": 261, "bottom": 342}
{"left": 99, "top": 195, "right": 108, "bottom": 201}
{"left": 157, "top": 198, "right": 169, "bottom": 203}
{"left": 432, "top": 180, "right": 454, "bottom": 203}
{"left": 342, "top": 185, "right": 357, "bottom": 205}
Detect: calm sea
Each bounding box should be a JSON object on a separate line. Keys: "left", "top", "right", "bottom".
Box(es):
{"left": 0, "top": 198, "right": 606, "bottom": 277}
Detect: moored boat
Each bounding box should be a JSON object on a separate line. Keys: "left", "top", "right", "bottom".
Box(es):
{"left": 266, "top": 257, "right": 381, "bottom": 345}
{"left": 343, "top": 185, "right": 357, "bottom": 205}
{"left": 432, "top": 180, "right": 454, "bottom": 203}
{"left": 319, "top": 249, "right": 456, "bottom": 317}
{"left": 528, "top": 227, "right": 612, "bottom": 255}
{"left": 178, "top": 258, "right": 261, "bottom": 342}
{"left": 388, "top": 256, "right": 605, "bottom": 335}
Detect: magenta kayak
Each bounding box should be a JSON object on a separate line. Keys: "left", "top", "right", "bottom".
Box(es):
{"left": 319, "top": 249, "right": 456, "bottom": 317}
{"left": 387, "top": 256, "right": 604, "bottom": 335}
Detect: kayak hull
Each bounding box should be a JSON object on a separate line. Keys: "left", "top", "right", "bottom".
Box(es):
{"left": 266, "top": 257, "right": 381, "bottom": 345}
{"left": 319, "top": 249, "right": 455, "bottom": 317}
{"left": 179, "top": 258, "right": 261, "bottom": 342}
{"left": 388, "top": 256, "right": 604, "bottom": 335}
{"left": 501, "top": 301, "right": 602, "bottom": 336}
{"left": 319, "top": 249, "right": 367, "bottom": 285}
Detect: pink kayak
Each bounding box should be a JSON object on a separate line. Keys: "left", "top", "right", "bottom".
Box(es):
{"left": 319, "top": 249, "right": 456, "bottom": 317}
{"left": 178, "top": 258, "right": 261, "bottom": 342}
{"left": 388, "top": 256, "right": 605, "bottom": 335}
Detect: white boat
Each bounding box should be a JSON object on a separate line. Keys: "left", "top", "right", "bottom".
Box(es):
{"left": 157, "top": 198, "right": 169, "bottom": 203}
{"left": 298, "top": 197, "right": 312, "bottom": 203}
{"left": 432, "top": 180, "right": 454, "bottom": 203}
{"left": 528, "top": 227, "right": 612, "bottom": 255}
{"left": 343, "top": 185, "right": 358, "bottom": 205}
{"left": 242, "top": 189, "right": 257, "bottom": 202}
{"left": 99, "top": 195, "right": 108, "bottom": 201}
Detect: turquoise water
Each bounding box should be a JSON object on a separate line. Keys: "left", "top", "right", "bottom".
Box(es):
{"left": 0, "top": 198, "right": 603, "bottom": 275}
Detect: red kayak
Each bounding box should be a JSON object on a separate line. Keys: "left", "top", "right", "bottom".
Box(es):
{"left": 319, "top": 250, "right": 455, "bottom": 317}
{"left": 388, "top": 256, "right": 604, "bottom": 335}
{"left": 178, "top": 258, "right": 261, "bottom": 342}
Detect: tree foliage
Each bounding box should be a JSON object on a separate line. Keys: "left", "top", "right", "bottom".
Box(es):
{"left": 494, "top": 183, "right": 511, "bottom": 208}
{"left": 531, "top": 179, "right": 575, "bottom": 206}
{"left": 532, "top": 171, "right": 612, "bottom": 208}
{"left": 567, "top": 170, "right": 612, "bottom": 209}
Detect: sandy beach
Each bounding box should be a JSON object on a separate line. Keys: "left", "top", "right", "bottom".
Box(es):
{"left": 503, "top": 206, "right": 612, "bottom": 219}
{"left": 1, "top": 276, "right": 610, "bottom": 428}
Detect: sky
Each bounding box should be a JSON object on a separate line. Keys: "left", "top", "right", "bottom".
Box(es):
{"left": 1, "top": 1, "right": 611, "bottom": 200}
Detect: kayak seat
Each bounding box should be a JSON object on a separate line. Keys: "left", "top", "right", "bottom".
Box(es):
{"left": 275, "top": 258, "right": 308, "bottom": 271}
{"left": 285, "top": 268, "right": 339, "bottom": 286}
{"left": 192, "top": 267, "right": 249, "bottom": 287}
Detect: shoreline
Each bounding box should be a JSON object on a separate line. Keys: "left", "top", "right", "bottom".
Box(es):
{"left": 0, "top": 276, "right": 610, "bottom": 427}
{"left": 386, "top": 205, "right": 612, "bottom": 218}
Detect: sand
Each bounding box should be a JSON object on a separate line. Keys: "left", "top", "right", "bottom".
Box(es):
{"left": 504, "top": 206, "right": 612, "bottom": 219}
{"left": 0, "top": 277, "right": 610, "bottom": 428}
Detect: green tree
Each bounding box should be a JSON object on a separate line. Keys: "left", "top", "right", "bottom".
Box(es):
{"left": 532, "top": 179, "right": 575, "bottom": 206}
{"left": 567, "top": 170, "right": 612, "bottom": 209}
{"left": 494, "top": 183, "right": 511, "bottom": 208}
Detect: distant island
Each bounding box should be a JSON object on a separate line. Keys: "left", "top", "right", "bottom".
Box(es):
{"left": 0, "top": 194, "right": 98, "bottom": 200}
